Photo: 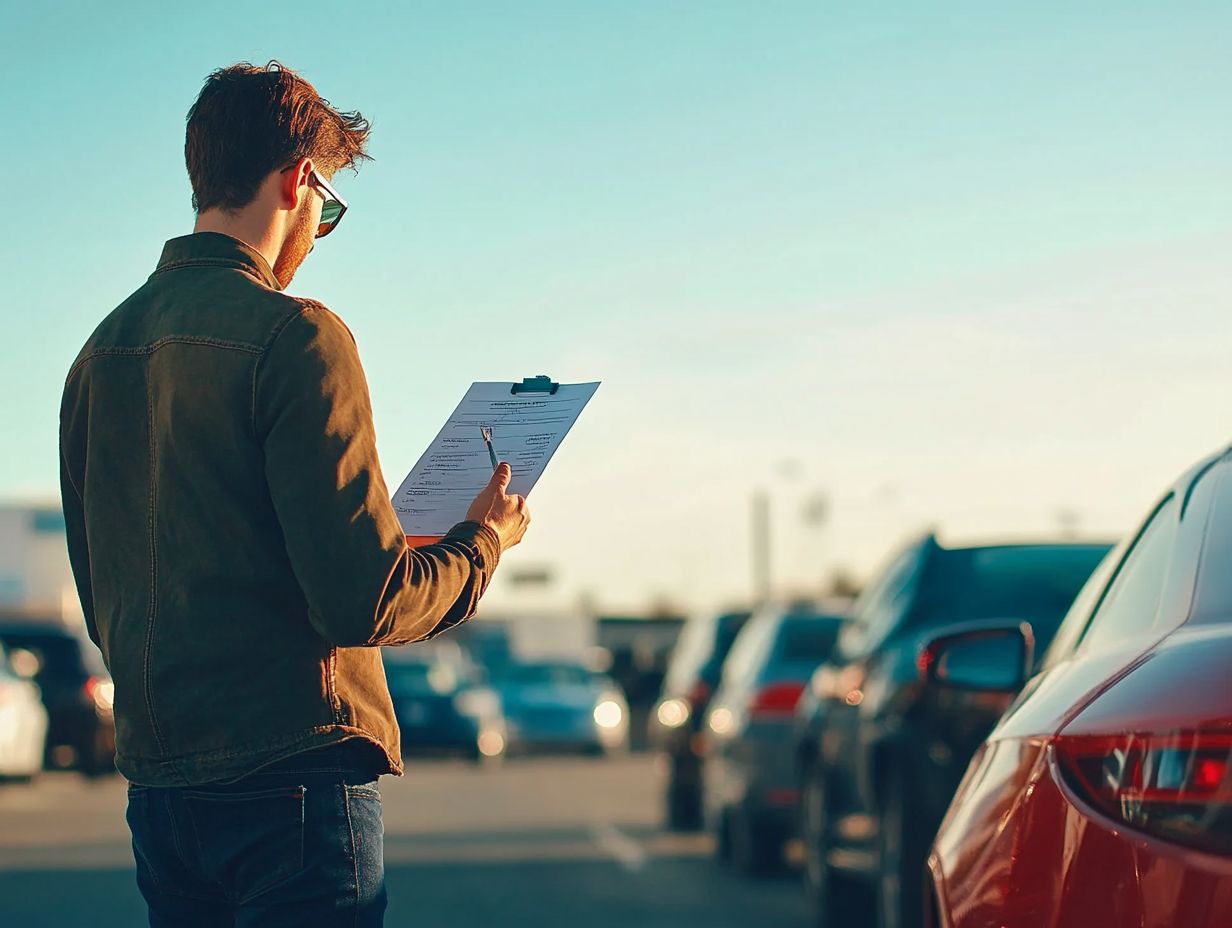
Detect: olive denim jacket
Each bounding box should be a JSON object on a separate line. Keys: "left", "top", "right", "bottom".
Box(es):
{"left": 59, "top": 232, "right": 501, "bottom": 786}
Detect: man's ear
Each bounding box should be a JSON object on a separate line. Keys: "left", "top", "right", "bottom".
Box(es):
{"left": 278, "top": 158, "right": 314, "bottom": 209}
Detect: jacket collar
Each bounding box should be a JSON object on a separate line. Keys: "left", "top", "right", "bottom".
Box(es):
{"left": 154, "top": 232, "right": 282, "bottom": 291}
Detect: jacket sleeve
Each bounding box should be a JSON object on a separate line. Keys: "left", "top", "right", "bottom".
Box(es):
{"left": 59, "top": 379, "right": 99, "bottom": 645}
{"left": 254, "top": 303, "right": 502, "bottom": 648}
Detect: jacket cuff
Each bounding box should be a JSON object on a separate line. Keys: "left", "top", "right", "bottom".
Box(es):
{"left": 443, "top": 521, "right": 502, "bottom": 572}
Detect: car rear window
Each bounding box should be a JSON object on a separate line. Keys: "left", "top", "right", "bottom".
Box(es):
{"left": 0, "top": 630, "right": 93, "bottom": 678}
{"left": 914, "top": 545, "right": 1111, "bottom": 642}
{"left": 384, "top": 661, "right": 462, "bottom": 696}
{"left": 1191, "top": 462, "right": 1232, "bottom": 625}
{"left": 664, "top": 612, "right": 749, "bottom": 693}
{"left": 775, "top": 617, "right": 843, "bottom": 663}
{"left": 502, "top": 663, "right": 592, "bottom": 686}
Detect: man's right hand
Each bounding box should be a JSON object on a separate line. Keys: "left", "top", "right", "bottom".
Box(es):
{"left": 465, "top": 463, "right": 531, "bottom": 551}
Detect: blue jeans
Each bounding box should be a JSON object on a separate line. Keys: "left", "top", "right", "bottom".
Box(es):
{"left": 125, "top": 747, "right": 387, "bottom": 927}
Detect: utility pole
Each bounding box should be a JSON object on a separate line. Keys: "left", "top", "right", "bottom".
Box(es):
{"left": 752, "top": 490, "right": 772, "bottom": 606}
{"left": 1056, "top": 507, "right": 1081, "bottom": 540}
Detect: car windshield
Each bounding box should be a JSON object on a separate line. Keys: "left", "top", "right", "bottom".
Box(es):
{"left": 501, "top": 663, "right": 593, "bottom": 687}
{"left": 775, "top": 616, "right": 844, "bottom": 663}
{"left": 713, "top": 613, "right": 751, "bottom": 662}
{"left": 384, "top": 661, "right": 461, "bottom": 695}
{"left": 915, "top": 544, "right": 1112, "bottom": 642}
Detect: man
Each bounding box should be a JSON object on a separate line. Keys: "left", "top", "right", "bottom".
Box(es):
{"left": 58, "top": 61, "right": 530, "bottom": 927}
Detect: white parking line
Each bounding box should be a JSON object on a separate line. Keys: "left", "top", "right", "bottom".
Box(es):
{"left": 589, "top": 822, "right": 646, "bottom": 873}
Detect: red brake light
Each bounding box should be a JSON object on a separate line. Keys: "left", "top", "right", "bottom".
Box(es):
{"left": 686, "top": 681, "right": 712, "bottom": 709}
{"left": 749, "top": 682, "right": 805, "bottom": 718}
{"left": 1054, "top": 730, "right": 1232, "bottom": 856}
{"left": 85, "top": 676, "right": 115, "bottom": 713}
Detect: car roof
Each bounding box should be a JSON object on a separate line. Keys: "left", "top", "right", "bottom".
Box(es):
{"left": 0, "top": 621, "right": 83, "bottom": 641}
{"left": 1176, "top": 448, "right": 1228, "bottom": 508}
{"left": 936, "top": 540, "right": 1116, "bottom": 555}
{"left": 747, "top": 606, "right": 846, "bottom": 626}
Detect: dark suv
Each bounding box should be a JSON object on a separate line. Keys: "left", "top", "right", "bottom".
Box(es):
{"left": 649, "top": 611, "right": 751, "bottom": 829}
{"left": 0, "top": 620, "right": 117, "bottom": 776}
{"left": 794, "top": 536, "right": 1111, "bottom": 928}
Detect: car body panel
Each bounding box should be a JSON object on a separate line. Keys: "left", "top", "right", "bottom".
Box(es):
{"left": 932, "top": 450, "right": 1232, "bottom": 928}
{"left": 497, "top": 663, "right": 629, "bottom": 753}
{"left": 932, "top": 735, "right": 1232, "bottom": 927}
{"left": 707, "top": 716, "right": 801, "bottom": 823}
{"left": 382, "top": 644, "right": 506, "bottom": 759}
{"left": 704, "top": 610, "right": 845, "bottom": 843}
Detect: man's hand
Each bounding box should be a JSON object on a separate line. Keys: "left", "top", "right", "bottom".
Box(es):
{"left": 465, "top": 463, "right": 530, "bottom": 551}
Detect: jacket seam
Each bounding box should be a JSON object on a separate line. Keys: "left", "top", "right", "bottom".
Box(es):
{"left": 59, "top": 435, "right": 84, "bottom": 503}
{"left": 328, "top": 648, "right": 343, "bottom": 724}
{"left": 143, "top": 366, "right": 171, "bottom": 762}
{"left": 68, "top": 337, "right": 262, "bottom": 383}
{"left": 151, "top": 257, "right": 276, "bottom": 288}
{"left": 119, "top": 723, "right": 404, "bottom": 781}
{"left": 119, "top": 722, "right": 375, "bottom": 762}
{"left": 294, "top": 298, "right": 360, "bottom": 347}
{"left": 251, "top": 306, "right": 313, "bottom": 438}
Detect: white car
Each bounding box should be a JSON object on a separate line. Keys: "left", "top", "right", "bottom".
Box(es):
{"left": 0, "top": 644, "right": 48, "bottom": 781}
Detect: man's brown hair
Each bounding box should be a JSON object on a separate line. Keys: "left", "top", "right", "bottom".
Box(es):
{"left": 185, "top": 61, "right": 371, "bottom": 213}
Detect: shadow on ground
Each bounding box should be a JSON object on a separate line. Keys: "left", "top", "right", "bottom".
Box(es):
{"left": 0, "top": 852, "right": 806, "bottom": 928}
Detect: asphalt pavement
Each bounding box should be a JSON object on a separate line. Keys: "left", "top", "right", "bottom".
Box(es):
{"left": 0, "top": 754, "right": 809, "bottom": 927}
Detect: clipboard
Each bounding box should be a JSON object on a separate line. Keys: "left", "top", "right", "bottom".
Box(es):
{"left": 397, "top": 375, "right": 598, "bottom": 548}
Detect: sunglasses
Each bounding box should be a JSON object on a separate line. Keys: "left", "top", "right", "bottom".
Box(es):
{"left": 280, "top": 165, "right": 348, "bottom": 238}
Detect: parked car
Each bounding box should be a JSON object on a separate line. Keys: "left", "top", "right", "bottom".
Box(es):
{"left": 382, "top": 641, "right": 508, "bottom": 765}
{"left": 650, "top": 610, "right": 752, "bottom": 829}
{"left": 0, "top": 622, "right": 116, "bottom": 776}
{"left": 704, "top": 606, "right": 846, "bottom": 874}
{"left": 449, "top": 618, "right": 517, "bottom": 679}
{"left": 797, "top": 536, "right": 1111, "bottom": 928}
{"left": 0, "top": 641, "right": 49, "bottom": 781}
{"left": 928, "top": 450, "right": 1232, "bottom": 928}
{"left": 494, "top": 660, "right": 629, "bottom": 756}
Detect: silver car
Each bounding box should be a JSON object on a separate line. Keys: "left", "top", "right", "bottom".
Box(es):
{"left": 704, "top": 606, "right": 845, "bottom": 875}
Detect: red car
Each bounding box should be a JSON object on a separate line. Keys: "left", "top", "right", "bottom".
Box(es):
{"left": 926, "top": 449, "right": 1232, "bottom": 928}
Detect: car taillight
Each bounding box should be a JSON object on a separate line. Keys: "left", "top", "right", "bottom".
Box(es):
{"left": 1054, "top": 729, "right": 1232, "bottom": 856}
{"left": 687, "top": 681, "right": 712, "bottom": 709}
{"left": 749, "top": 682, "right": 805, "bottom": 719}
{"left": 85, "top": 676, "right": 115, "bottom": 713}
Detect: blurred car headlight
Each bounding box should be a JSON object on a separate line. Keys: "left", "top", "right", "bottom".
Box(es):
{"left": 428, "top": 665, "right": 459, "bottom": 695}
{"left": 454, "top": 688, "right": 499, "bottom": 718}
{"left": 656, "top": 698, "right": 691, "bottom": 729}
{"left": 593, "top": 699, "right": 624, "bottom": 729}
{"left": 708, "top": 707, "right": 736, "bottom": 736}
{"left": 477, "top": 730, "right": 506, "bottom": 758}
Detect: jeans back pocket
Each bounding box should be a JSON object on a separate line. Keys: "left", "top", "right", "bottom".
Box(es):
{"left": 182, "top": 784, "right": 306, "bottom": 904}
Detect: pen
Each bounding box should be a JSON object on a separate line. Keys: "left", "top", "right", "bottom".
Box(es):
{"left": 479, "top": 426, "right": 500, "bottom": 472}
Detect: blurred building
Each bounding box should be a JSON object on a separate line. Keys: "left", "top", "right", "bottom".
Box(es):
{"left": 0, "top": 503, "right": 81, "bottom": 627}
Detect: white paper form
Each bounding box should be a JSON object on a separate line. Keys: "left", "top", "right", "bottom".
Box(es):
{"left": 392, "top": 381, "right": 600, "bottom": 536}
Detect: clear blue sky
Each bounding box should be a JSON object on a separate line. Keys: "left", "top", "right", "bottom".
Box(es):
{"left": 2, "top": 2, "right": 1230, "bottom": 610}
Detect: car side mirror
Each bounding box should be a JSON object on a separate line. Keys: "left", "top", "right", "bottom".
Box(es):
{"left": 918, "top": 623, "right": 1034, "bottom": 692}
